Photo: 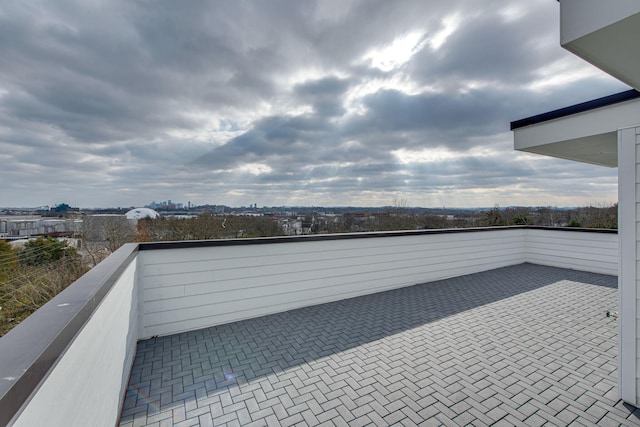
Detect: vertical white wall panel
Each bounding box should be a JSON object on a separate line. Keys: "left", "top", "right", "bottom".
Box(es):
{"left": 618, "top": 125, "right": 638, "bottom": 406}
{"left": 13, "top": 259, "right": 139, "bottom": 427}
{"left": 635, "top": 126, "right": 640, "bottom": 407}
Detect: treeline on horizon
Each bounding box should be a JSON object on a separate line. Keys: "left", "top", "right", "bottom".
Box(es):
{"left": 134, "top": 203, "right": 618, "bottom": 242}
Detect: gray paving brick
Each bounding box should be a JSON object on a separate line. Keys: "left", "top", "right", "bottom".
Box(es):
{"left": 172, "top": 405, "right": 186, "bottom": 423}
{"left": 556, "top": 407, "right": 579, "bottom": 425}
{"left": 485, "top": 405, "right": 509, "bottom": 422}
{"left": 586, "top": 402, "right": 609, "bottom": 421}
{"left": 335, "top": 404, "right": 355, "bottom": 422}
{"left": 350, "top": 414, "right": 373, "bottom": 427}
{"left": 211, "top": 411, "right": 238, "bottom": 425}
{"left": 268, "top": 403, "right": 286, "bottom": 421}
{"left": 173, "top": 416, "right": 199, "bottom": 427}
{"left": 453, "top": 410, "right": 476, "bottom": 426}
{"left": 516, "top": 402, "right": 539, "bottom": 420}
{"left": 524, "top": 412, "right": 547, "bottom": 427}
{"left": 316, "top": 408, "right": 339, "bottom": 423}
{"left": 197, "top": 413, "right": 214, "bottom": 427}
{"left": 118, "top": 264, "right": 622, "bottom": 427}
{"left": 278, "top": 413, "right": 304, "bottom": 427}
{"left": 248, "top": 407, "right": 274, "bottom": 421}
{"left": 421, "top": 417, "right": 443, "bottom": 427}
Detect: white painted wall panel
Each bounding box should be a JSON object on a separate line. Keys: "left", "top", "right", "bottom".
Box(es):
{"left": 145, "top": 243, "right": 525, "bottom": 301}
{"left": 140, "top": 228, "right": 619, "bottom": 339}
{"left": 524, "top": 229, "right": 618, "bottom": 276}
{"left": 13, "top": 259, "right": 139, "bottom": 427}
{"left": 143, "top": 259, "right": 527, "bottom": 338}
{"left": 619, "top": 125, "right": 638, "bottom": 406}
{"left": 140, "top": 230, "right": 527, "bottom": 337}
{"left": 636, "top": 127, "right": 640, "bottom": 406}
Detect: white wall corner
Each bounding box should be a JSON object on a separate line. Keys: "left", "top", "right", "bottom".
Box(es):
{"left": 135, "top": 251, "right": 145, "bottom": 341}
{"left": 617, "top": 126, "right": 637, "bottom": 405}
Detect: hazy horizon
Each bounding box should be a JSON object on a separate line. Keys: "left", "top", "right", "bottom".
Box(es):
{"left": 0, "top": 202, "right": 613, "bottom": 211}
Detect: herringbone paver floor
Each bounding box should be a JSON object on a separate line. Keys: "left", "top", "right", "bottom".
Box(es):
{"left": 119, "top": 263, "right": 640, "bottom": 426}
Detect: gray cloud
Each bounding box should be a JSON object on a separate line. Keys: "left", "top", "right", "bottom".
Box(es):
{"left": 408, "top": 5, "right": 558, "bottom": 86}
{"left": 0, "top": 0, "right": 625, "bottom": 208}
{"left": 294, "top": 77, "right": 351, "bottom": 117}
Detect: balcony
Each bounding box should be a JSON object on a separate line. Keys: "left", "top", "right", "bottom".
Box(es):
{"left": 1, "top": 226, "right": 638, "bottom": 426}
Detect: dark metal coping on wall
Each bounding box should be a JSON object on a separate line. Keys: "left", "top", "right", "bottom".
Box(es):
{"left": 0, "top": 226, "right": 617, "bottom": 424}
{"left": 136, "top": 225, "right": 617, "bottom": 251}
{"left": 510, "top": 89, "right": 640, "bottom": 130}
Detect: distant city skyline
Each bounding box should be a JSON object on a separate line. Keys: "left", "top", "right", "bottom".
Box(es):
{"left": 1, "top": 1, "right": 626, "bottom": 208}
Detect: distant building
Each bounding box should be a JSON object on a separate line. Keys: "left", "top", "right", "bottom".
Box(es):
{"left": 0, "top": 216, "right": 80, "bottom": 238}
{"left": 125, "top": 208, "right": 160, "bottom": 220}
{"left": 51, "top": 203, "right": 79, "bottom": 213}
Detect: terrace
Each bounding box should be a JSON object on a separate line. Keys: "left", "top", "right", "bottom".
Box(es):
{"left": 1, "top": 226, "right": 638, "bottom": 426}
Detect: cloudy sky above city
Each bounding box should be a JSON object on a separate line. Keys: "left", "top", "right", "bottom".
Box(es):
{"left": 0, "top": 0, "right": 629, "bottom": 208}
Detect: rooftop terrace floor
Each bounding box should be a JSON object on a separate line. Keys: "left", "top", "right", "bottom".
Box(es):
{"left": 119, "top": 263, "right": 640, "bottom": 426}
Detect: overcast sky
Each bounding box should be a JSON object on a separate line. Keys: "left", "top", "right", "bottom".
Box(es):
{"left": 0, "top": 0, "right": 629, "bottom": 209}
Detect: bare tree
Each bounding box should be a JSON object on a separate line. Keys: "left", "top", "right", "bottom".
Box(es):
{"left": 138, "top": 214, "right": 282, "bottom": 242}
{"left": 80, "top": 215, "right": 134, "bottom": 265}
{"left": 567, "top": 202, "right": 617, "bottom": 229}
{"left": 483, "top": 205, "right": 506, "bottom": 226}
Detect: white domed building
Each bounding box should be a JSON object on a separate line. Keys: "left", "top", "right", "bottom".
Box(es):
{"left": 125, "top": 208, "right": 160, "bottom": 221}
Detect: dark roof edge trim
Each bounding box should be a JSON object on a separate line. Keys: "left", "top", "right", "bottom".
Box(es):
{"left": 510, "top": 89, "right": 640, "bottom": 130}
{"left": 138, "top": 225, "right": 617, "bottom": 250}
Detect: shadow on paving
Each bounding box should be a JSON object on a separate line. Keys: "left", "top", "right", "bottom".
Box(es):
{"left": 122, "top": 262, "right": 617, "bottom": 419}
{"left": 624, "top": 402, "right": 640, "bottom": 423}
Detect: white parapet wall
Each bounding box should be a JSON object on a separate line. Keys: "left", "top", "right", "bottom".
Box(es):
{"left": 138, "top": 228, "right": 617, "bottom": 339}
{"left": 10, "top": 250, "right": 139, "bottom": 427}
{"left": 139, "top": 228, "right": 528, "bottom": 338}
{"left": 525, "top": 228, "right": 618, "bottom": 276}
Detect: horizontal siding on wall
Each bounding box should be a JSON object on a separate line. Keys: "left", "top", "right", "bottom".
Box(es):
{"left": 525, "top": 229, "right": 618, "bottom": 276}
{"left": 140, "top": 229, "right": 526, "bottom": 337}
{"left": 139, "top": 228, "right": 618, "bottom": 338}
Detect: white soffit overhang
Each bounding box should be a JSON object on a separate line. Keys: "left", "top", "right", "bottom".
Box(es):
{"left": 512, "top": 96, "right": 640, "bottom": 168}
{"left": 561, "top": 0, "right": 640, "bottom": 91}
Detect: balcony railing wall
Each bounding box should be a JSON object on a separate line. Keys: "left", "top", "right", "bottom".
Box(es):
{"left": 0, "top": 227, "right": 618, "bottom": 426}
{"left": 525, "top": 228, "right": 617, "bottom": 275}
{"left": 139, "top": 228, "right": 526, "bottom": 338}
{"left": 0, "top": 244, "right": 140, "bottom": 427}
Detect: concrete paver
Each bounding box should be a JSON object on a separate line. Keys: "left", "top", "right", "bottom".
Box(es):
{"left": 120, "top": 263, "right": 639, "bottom": 426}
